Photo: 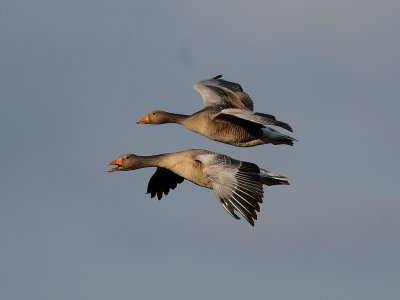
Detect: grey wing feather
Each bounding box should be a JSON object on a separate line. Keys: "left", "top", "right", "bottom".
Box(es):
{"left": 213, "top": 108, "right": 293, "bottom": 132}
{"left": 220, "top": 200, "right": 241, "bottom": 220}
{"left": 193, "top": 76, "right": 254, "bottom": 111}
{"left": 197, "top": 154, "right": 263, "bottom": 226}
{"left": 211, "top": 75, "right": 244, "bottom": 92}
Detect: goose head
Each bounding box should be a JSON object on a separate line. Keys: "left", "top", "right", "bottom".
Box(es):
{"left": 136, "top": 110, "right": 172, "bottom": 124}
{"left": 107, "top": 154, "right": 139, "bottom": 172}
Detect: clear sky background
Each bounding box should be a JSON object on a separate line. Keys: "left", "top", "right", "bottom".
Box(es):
{"left": 1, "top": 0, "right": 399, "bottom": 299}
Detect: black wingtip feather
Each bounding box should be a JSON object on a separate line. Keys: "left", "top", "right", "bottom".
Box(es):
{"left": 213, "top": 74, "right": 223, "bottom": 79}
{"left": 275, "top": 121, "right": 294, "bottom": 132}
{"left": 146, "top": 168, "right": 184, "bottom": 201}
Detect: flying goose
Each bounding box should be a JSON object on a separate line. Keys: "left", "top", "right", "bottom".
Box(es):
{"left": 136, "top": 75, "right": 296, "bottom": 147}
{"left": 108, "top": 149, "right": 289, "bottom": 226}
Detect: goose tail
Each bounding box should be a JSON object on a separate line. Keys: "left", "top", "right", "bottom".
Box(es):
{"left": 262, "top": 127, "right": 297, "bottom": 146}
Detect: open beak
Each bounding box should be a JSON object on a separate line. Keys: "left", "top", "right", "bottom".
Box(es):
{"left": 107, "top": 157, "right": 123, "bottom": 173}
{"left": 136, "top": 114, "right": 150, "bottom": 124}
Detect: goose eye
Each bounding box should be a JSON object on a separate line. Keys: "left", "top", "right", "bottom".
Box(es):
{"left": 152, "top": 112, "right": 156, "bottom": 116}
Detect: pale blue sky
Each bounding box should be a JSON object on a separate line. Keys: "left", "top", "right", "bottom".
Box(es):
{"left": 1, "top": 0, "right": 399, "bottom": 299}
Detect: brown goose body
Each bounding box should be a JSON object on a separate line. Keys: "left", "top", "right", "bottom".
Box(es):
{"left": 137, "top": 76, "right": 296, "bottom": 147}
{"left": 108, "top": 149, "right": 289, "bottom": 226}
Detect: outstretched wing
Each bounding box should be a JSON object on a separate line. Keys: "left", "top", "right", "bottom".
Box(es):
{"left": 146, "top": 167, "right": 184, "bottom": 200}
{"left": 193, "top": 75, "right": 254, "bottom": 111}
{"left": 196, "top": 153, "right": 263, "bottom": 226}
{"left": 213, "top": 108, "right": 293, "bottom": 132}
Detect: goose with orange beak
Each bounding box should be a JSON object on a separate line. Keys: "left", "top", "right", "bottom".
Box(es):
{"left": 108, "top": 149, "right": 289, "bottom": 226}
{"left": 136, "top": 75, "right": 296, "bottom": 147}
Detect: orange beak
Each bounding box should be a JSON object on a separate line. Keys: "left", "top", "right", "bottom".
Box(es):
{"left": 136, "top": 114, "right": 150, "bottom": 124}
{"left": 107, "top": 157, "right": 123, "bottom": 172}
{"left": 107, "top": 157, "right": 123, "bottom": 166}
